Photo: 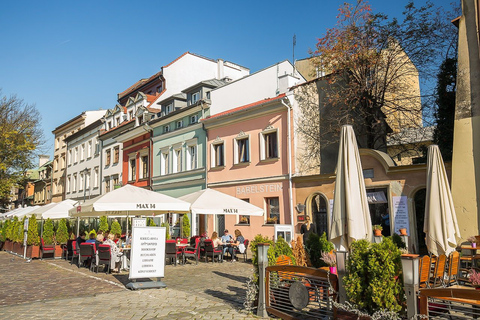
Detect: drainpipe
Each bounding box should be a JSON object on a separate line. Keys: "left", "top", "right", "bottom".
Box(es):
{"left": 281, "top": 98, "right": 295, "bottom": 235}
{"left": 142, "top": 122, "right": 154, "bottom": 191}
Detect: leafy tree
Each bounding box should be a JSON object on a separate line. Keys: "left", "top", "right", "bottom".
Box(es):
{"left": 43, "top": 218, "right": 54, "bottom": 245}
{"left": 433, "top": 57, "right": 457, "bottom": 161}
{"left": 98, "top": 216, "right": 109, "bottom": 233}
{"left": 27, "top": 214, "right": 40, "bottom": 246}
{"left": 110, "top": 219, "right": 122, "bottom": 236}
{"left": 182, "top": 215, "right": 190, "bottom": 238}
{"left": 297, "top": 0, "right": 454, "bottom": 172}
{"left": 0, "top": 91, "right": 44, "bottom": 209}
{"left": 56, "top": 218, "right": 69, "bottom": 245}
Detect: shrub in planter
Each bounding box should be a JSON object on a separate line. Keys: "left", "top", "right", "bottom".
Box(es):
{"left": 26, "top": 215, "right": 40, "bottom": 258}
{"left": 273, "top": 236, "right": 296, "bottom": 264}
{"left": 98, "top": 216, "right": 109, "bottom": 234}
{"left": 56, "top": 219, "right": 69, "bottom": 245}
{"left": 147, "top": 218, "right": 156, "bottom": 226}
{"left": 110, "top": 219, "right": 122, "bottom": 236}
{"left": 305, "top": 232, "right": 334, "bottom": 268}
{"left": 43, "top": 218, "right": 55, "bottom": 245}
{"left": 344, "top": 238, "right": 405, "bottom": 315}
{"left": 182, "top": 215, "right": 190, "bottom": 238}
{"left": 161, "top": 222, "right": 170, "bottom": 240}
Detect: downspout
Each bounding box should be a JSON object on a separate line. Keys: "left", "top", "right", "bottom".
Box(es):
{"left": 142, "top": 122, "right": 153, "bottom": 191}
{"left": 281, "top": 98, "right": 295, "bottom": 234}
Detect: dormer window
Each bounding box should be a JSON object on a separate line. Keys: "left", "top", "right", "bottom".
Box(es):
{"left": 190, "top": 115, "right": 198, "bottom": 124}
{"left": 116, "top": 117, "right": 120, "bottom": 126}
{"left": 138, "top": 116, "right": 143, "bottom": 125}
{"left": 192, "top": 92, "right": 200, "bottom": 105}
{"left": 163, "top": 125, "right": 170, "bottom": 133}
{"left": 164, "top": 103, "right": 173, "bottom": 116}
{"left": 176, "top": 120, "right": 183, "bottom": 129}
{"left": 108, "top": 121, "right": 112, "bottom": 130}
{"left": 129, "top": 111, "right": 134, "bottom": 120}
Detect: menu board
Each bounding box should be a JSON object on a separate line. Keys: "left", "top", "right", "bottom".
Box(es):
{"left": 392, "top": 196, "right": 409, "bottom": 235}
{"left": 129, "top": 226, "right": 166, "bottom": 280}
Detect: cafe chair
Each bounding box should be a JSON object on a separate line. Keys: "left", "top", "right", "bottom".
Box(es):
{"left": 429, "top": 254, "right": 447, "bottom": 287}
{"left": 234, "top": 239, "right": 249, "bottom": 262}
{"left": 444, "top": 251, "right": 460, "bottom": 287}
{"left": 183, "top": 237, "right": 201, "bottom": 265}
{"left": 418, "top": 255, "right": 432, "bottom": 289}
{"left": 71, "top": 241, "right": 80, "bottom": 267}
{"left": 97, "top": 244, "right": 111, "bottom": 273}
{"left": 204, "top": 240, "right": 223, "bottom": 263}
{"left": 79, "top": 243, "right": 97, "bottom": 272}
{"left": 40, "top": 238, "right": 55, "bottom": 260}
{"left": 165, "top": 240, "right": 181, "bottom": 266}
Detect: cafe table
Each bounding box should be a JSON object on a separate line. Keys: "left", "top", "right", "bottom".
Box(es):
{"left": 460, "top": 245, "right": 480, "bottom": 268}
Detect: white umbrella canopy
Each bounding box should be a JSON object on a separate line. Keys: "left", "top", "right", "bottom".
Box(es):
{"left": 37, "top": 199, "right": 77, "bottom": 220}
{"left": 424, "top": 144, "right": 461, "bottom": 256}
{"left": 178, "top": 188, "right": 264, "bottom": 216}
{"left": 330, "top": 125, "right": 372, "bottom": 251}
{"left": 11, "top": 206, "right": 41, "bottom": 219}
{"left": 28, "top": 203, "right": 57, "bottom": 219}
{"left": 69, "top": 184, "right": 190, "bottom": 217}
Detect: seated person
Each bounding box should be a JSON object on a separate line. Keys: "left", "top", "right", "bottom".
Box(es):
{"left": 228, "top": 229, "right": 245, "bottom": 262}
{"left": 76, "top": 233, "right": 86, "bottom": 249}
{"left": 221, "top": 229, "right": 233, "bottom": 255}
{"left": 105, "top": 233, "right": 123, "bottom": 272}
{"left": 95, "top": 234, "right": 104, "bottom": 248}
{"left": 211, "top": 232, "right": 223, "bottom": 248}
{"left": 85, "top": 233, "right": 96, "bottom": 243}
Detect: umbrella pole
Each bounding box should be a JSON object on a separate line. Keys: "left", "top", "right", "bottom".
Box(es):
{"left": 40, "top": 219, "right": 44, "bottom": 240}
{"left": 76, "top": 217, "right": 80, "bottom": 236}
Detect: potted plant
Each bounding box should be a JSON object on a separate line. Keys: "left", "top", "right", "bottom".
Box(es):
{"left": 98, "top": 216, "right": 109, "bottom": 234}
{"left": 468, "top": 236, "right": 477, "bottom": 248}
{"left": 4, "top": 220, "right": 13, "bottom": 251}
{"left": 266, "top": 216, "right": 278, "bottom": 224}
{"left": 469, "top": 269, "right": 480, "bottom": 289}
{"left": 182, "top": 214, "right": 190, "bottom": 238}
{"left": 56, "top": 218, "right": 69, "bottom": 258}
{"left": 26, "top": 215, "right": 40, "bottom": 258}
{"left": 110, "top": 219, "right": 122, "bottom": 237}
{"left": 321, "top": 251, "right": 337, "bottom": 274}
{"left": 399, "top": 228, "right": 408, "bottom": 236}
{"left": 373, "top": 224, "right": 383, "bottom": 236}
{"left": 239, "top": 216, "right": 249, "bottom": 224}
{"left": 43, "top": 218, "right": 55, "bottom": 246}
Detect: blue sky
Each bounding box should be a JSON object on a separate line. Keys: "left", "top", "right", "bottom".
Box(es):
{"left": 0, "top": 0, "right": 456, "bottom": 158}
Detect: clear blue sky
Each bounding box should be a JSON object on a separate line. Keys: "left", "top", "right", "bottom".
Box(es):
{"left": 0, "top": 0, "right": 456, "bottom": 158}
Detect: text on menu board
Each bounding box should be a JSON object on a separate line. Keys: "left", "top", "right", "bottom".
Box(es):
{"left": 129, "top": 227, "right": 166, "bottom": 279}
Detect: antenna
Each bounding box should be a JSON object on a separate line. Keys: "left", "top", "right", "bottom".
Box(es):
{"left": 293, "top": 34, "right": 296, "bottom": 67}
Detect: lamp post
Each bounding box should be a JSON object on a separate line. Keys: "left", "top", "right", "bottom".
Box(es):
{"left": 257, "top": 243, "right": 270, "bottom": 318}
{"left": 401, "top": 254, "right": 420, "bottom": 319}
{"left": 335, "top": 250, "right": 349, "bottom": 303}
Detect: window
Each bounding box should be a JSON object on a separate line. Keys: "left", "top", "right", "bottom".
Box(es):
{"left": 105, "top": 178, "right": 111, "bottom": 193}
{"left": 106, "top": 149, "right": 111, "bottom": 166}
{"left": 67, "top": 176, "right": 71, "bottom": 193}
{"left": 161, "top": 150, "right": 169, "bottom": 175}
{"left": 141, "top": 155, "right": 148, "bottom": 179}
{"left": 164, "top": 104, "right": 172, "bottom": 115}
{"left": 260, "top": 129, "right": 278, "bottom": 160}
{"left": 173, "top": 148, "right": 182, "bottom": 173}
{"left": 68, "top": 150, "right": 72, "bottom": 165}
{"left": 157, "top": 85, "right": 162, "bottom": 93}
{"left": 129, "top": 158, "right": 136, "bottom": 181}
{"left": 80, "top": 144, "right": 85, "bottom": 161}
{"left": 108, "top": 121, "right": 112, "bottom": 130}
{"left": 235, "top": 136, "right": 249, "bottom": 164}
{"left": 61, "top": 155, "right": 65, "bottom": 169}
{"left": 176, "top": 120, "right": 183, "bottom": 129}
{"left": 163, "top": 125, "right": 170, "bottom": 133}
{"left": 138, "top": 115, "right": 143, "bottom": 125}
{"left": 94, "top": 167, "right": 99, "bottom": 188}
{"left": 79, "top": 173, "right": 84, "bottom": 191}
{"left": 187, "top": 145, "right": 197, "bottom": 170}
{"left": 192, "top": 92, "right": 199, "bottom": 104}
{"left": 87, "top": 141, "right": 92, "bottom": 158}
{"left": 116, "top": 117, "right": 120, "bottom": 126}
{"left": 113, "top": 176, "right": 119, "bottom": 188}
{"left": 74, "top": 147, "right": 78, "bottom": 163}
{"left": 94, "top": 141, "right": 100, "bottom": 155}
{"left": 190, "top": 115, "right": 198, "bottom": 124}
{"left": 86, "top": 171, "right": 90, "bottom": 190}
{"left": 73, "top": 174, "right": 77, "bottom": 192}
{"left": 239, "top": 199, "right": 251, "bottom": 224}
{"left": 212, "top": 142, "right": 225, "bottom": 167}
{"left": 129, "top": 110, "right": 134, "bottom": 120}
{"left": 266, "top": 197, "right": 280, "bottom": 224}
{"left": 55, "top": 137, "right": 60, "bottom": 150}
{"left": 114, "top": 147, "right": 119, "bottom": 164}
{"left": 54, "top": 158, "right": 58, "bottom": 171}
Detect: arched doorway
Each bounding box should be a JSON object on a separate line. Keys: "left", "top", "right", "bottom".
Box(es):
{"left": 414, "top": 188, "right": 427, "bottom": 255}
{"left": 308, "top": 193, "right": 329, "bottom": 237}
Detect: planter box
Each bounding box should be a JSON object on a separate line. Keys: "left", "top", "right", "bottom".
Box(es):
{"left": 26, "top": 245, "right": 40, "bottom": 259}
{"left": 54, "top": 245, "right": 62, "bottom": 258}
{"left": 4, "top": 240, "right": 12, "bottom": 251}
{"left": 13, "top": 242, "right": 22, "bottom": 255}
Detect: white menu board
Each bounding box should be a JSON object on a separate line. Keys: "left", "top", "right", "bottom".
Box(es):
{"left": 392, "top": 196, "right": 409, "bottom": 235}
{"left": 129, "top": 226, "right": 166, "bottom": 280}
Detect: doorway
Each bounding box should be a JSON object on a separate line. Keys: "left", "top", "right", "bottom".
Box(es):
{"left": 414, "top": 188, "right": 427, "bottom": 255}
{"left": 310, "top": 193, "right": 328, "bottom": 237}
{"left": 216, "top": 214, "right": 225, "bottom": 235}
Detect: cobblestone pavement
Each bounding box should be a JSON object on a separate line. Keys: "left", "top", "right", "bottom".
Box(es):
{"left": 0, "top": 251, "right": 266, "bottom": 319}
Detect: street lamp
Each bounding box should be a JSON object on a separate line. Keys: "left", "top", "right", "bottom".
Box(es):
{"left": 257, "top": 243, "right": 270, "bottom": 318}
{"left": 335, "top": 250, "right": 349, "bottom": 303}
{"left": 401, "top": 254, "right": 420, "bottom": 319}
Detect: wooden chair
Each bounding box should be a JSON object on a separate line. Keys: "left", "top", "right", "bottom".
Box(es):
{"left": 419, "top": 255, "right": 431, "bottom": 288}
{"left": 444, "top": 251, "right": 460, "bottom": 287}
{"left": 430, "top": 254, "right": 447, "bottom": 287}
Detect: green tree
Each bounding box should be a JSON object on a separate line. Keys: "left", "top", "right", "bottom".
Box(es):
{"left": 182, "top": 215, "right": 190, "bottom": 238}
{"left": 6, "top": 218, "right": 15, "bottom": 241}
{"left": 98, "top": 216, "right": 109, "bottom": 233}
{"left": 56, "top": 218, "right": 69, "bottom": 245}
{"left": 0, "top": 91, "right": 45, "bottom": 209}
{"left": 27, "top": 214, "right": 39, "bottom": 246}
{"left": 147, "top": 218, "right": 156, "bottom": 226}
{"left": 161, "top": 222, "right": 170, "bottom": 240}
{"left": 18, "top": 216, "right": 26, "bottom": 244}
{"left": 433, "top": 57, "right": 457, "bottom": 161}
{"left": 0, "top": 220, "right": 7, "bottom": 241}
{"left": 43, "top": 218, "right": 54, "bottom": 245}
{"left": 110, "top": 220, "right": 122, "bottom": 236}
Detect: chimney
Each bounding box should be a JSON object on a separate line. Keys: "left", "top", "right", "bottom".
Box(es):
{"left": 217, "top": 59, "right": 225, "bottom": 79}
{"left": 278, "top": 73, "right": 300, "bottom": 94}
{"left": 39, "top": 155, "right": 50, "bottom": 167}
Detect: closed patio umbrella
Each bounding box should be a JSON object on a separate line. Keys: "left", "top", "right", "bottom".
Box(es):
{"left": 178, "top": 188, "right": 264, "bottom": 216}
{"left": 330, "top": 125, "right": 372, "bottom": 251}
{"left": 424, "top": 144, "right": 461, "bottom": 256}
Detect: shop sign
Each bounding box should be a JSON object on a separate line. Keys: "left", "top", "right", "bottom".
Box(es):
{"left": 236, "top": 183, "right": 282, "bottom": 195}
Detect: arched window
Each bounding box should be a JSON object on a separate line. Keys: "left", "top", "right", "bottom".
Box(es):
{"left": 307, "top": 193, "right": 329, "bottom": 237}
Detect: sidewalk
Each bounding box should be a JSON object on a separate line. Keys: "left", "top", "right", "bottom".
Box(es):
{"left": 0, "top": 251, "right": 266, "bottom": 319}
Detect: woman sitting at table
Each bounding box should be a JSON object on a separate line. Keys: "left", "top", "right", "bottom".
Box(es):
{"left": 105, "top": 233, "right": 123, "bottom": 272}
{"left": 228, "top": 229, "right": 245, "bottom": 262}
{"left": 211, "top": 232, "right": 223, "bottom": 248}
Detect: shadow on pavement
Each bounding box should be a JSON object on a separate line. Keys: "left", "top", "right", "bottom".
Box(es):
{"left": 212, "top": 270, "right": 249, "bottom": 283}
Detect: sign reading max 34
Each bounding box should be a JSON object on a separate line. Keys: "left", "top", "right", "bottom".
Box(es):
{"left": 136, "top": 203, "right": 156, "bottom": 209}
{"left": 223, "top": 208, "right": 238, "bottom": 213}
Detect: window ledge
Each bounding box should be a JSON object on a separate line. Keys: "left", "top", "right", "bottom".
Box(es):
{"left": 233, "top": 162, "right": 250, "bottom": 168}
{"left": 262, "top": 224, "right": 277, "bottom": 227}
{"left": 260, "top": 157, "right": 279, "bottom": 164}
{"left": 210, "top": 165, "right": 225, "bottom": 171}
{"left": 235, "top": 223, "right": 250, "bottom": 226}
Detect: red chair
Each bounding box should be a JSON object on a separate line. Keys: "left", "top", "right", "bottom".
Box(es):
{"left": 234, "top": 239, "right": 249, "bottom": 262}
{"left": 165, "top": 240, "right": 183, "bottom": 266}
{"left": 40, "top": 238, "right": 55, "bottom": 260}
{"left": 182, "top": 237, "right": 201, "bottom": 265}
{"left": 79, "top": 243, "right": 96, "bottom": 272}
{"left": 97, "top": 244, "right": 111, "bottom": 273}
{"left": 71, "top": 241, "right": 80, "bottom": 267}
{"left": 180, "top": 238, "right": 188, "bottom": 244}
{"left": 204, "top": 240, "right": 223, "bottom": 263}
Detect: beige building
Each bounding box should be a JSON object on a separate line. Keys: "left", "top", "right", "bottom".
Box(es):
{"left": 51, "top": 110, "right": 105, "bottom": 203}
{"left": 451, "top": 0, "right": 480, "bottom": 239}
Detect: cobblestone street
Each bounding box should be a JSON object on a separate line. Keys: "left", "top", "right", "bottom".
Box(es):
{"left": 0, "top": 251, "right": 265, "bottom": 319}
